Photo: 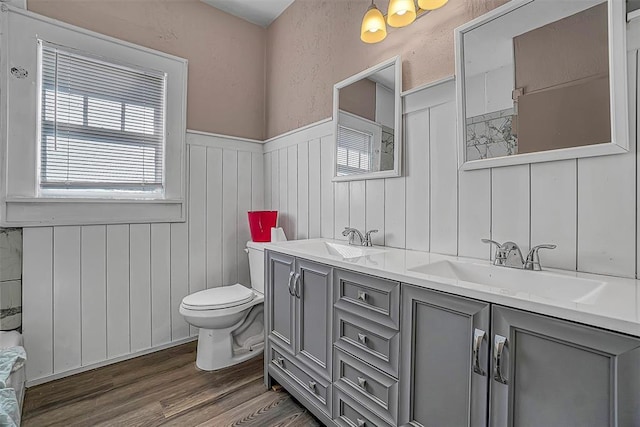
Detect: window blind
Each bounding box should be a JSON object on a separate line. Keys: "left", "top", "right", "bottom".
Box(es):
{"left": 39, "top": 41, "right": 167, "bottom": 193}
{"left": 336, "top": 125, "right": 372, "bottom": 175}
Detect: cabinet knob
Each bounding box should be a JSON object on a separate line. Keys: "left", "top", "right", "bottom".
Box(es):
{"left": 357, "top": 333, "right": 368, "bottom": 346}
{"left": 357, "top": 376, "right": 367, "bottom": 389}
{"left": 273, "top": 356, "right": 284, "bottom": 367}
{"left": 357, "top": 290, "right": 368, "bottom": 303}
{"left": 356, "top": 418, "right": 366, "bottom": 427}
{"left": 308, "top": 381, "right": 316, "bottom": 392}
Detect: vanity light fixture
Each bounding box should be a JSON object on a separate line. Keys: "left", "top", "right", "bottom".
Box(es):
{"left": 360, "top": 0, "right": 449, "bottom": 43}
{"left": 361, "top": 1, "right": 387, "bottom": 43}
{"left": 387, "top": 0, "right": 417, "bottom": 27}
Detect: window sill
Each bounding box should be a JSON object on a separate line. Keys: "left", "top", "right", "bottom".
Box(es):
{"left": 2, "top": 197, "right": 185, "bottom": 227}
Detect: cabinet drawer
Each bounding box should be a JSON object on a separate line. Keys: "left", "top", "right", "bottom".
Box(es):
{"left": 268, "top": 345, "right": 331, "bottom": 416}
{"left": 334, "top": 308, "right": 399, "bottom": 378}
{"left": 334, "top": 269, "right": 400, "bottom": 330}
{"left": 334, "top": 348, "right": 398, "bottom": 424}
{"left": 334, "top": 387, "right": 394, "bottom": 427}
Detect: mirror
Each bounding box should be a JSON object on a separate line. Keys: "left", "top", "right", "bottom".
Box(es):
{"left": 455, "top": 0, "right": 628, "bottom": 170}
{"left": 333, "top": 57, "right": 402, "bottom": 181}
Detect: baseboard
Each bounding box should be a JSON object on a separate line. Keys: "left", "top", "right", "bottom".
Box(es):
{"left": 26, "top": 336, "right": 198, "bottom": 387}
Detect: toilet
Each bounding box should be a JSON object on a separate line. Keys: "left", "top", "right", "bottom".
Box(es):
{"left": 180, "top": 241, "right": 266, "bottom": 371}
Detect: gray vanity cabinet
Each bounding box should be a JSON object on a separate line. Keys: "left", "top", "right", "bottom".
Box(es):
{"left": 398, "top": 284, "right": 491, "bottom": 427}
{"left": 295, "top": 259, "right": 333, "bottom": 379}
{"left": 266, "top": 251, "right": 296, "bottom": 355}
{"left": 265, "top": 251, "right": 334, "bottom": 423}
{"left": 490, "top": 306, "right": 640, "bottom": 427}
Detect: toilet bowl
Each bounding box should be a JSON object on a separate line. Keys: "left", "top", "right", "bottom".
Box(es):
{"left": 180, "top": 241, "right": 267, "bottom": 371}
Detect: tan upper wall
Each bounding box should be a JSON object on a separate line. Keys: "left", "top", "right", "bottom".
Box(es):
{"left": 28, "top": 0, "right": 267, "bottom": 140}
{"left": 265, "top": 0, "right": 508, "bottom": 138}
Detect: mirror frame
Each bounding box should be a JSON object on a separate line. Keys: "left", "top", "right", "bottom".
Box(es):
{"left": 455, "top": 0, "right": 629, "bottom": 170}
{"left": 332, "top": 56, "right": 402, "bottom": 181}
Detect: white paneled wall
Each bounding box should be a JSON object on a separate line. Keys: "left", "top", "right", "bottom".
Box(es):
{"left": 264, "top": 46, "right": 640, "bottom": 279}
{"left": 22, "top": 132, "right": 264, "bottom": 385}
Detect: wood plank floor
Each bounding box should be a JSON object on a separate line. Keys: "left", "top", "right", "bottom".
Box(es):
{"left": 22, "top": 342, "right": 321, "bottom": 427}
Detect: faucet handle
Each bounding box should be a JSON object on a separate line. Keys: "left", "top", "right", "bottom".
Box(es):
{"left": 525, "top": 244, "right": 557, "bottom": 271}
{"left": 481, "top": 238, "right": 503, "bottom": 248}
{"left": 482, "top": 238, "right": 507, "bottom": 265}
{"left": 363, "top": 229, "right": 378, "bottom": 246}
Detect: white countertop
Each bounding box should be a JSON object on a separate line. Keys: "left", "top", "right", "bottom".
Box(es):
{"left": 264, "top": 238, "right": 640, "bottom": 337}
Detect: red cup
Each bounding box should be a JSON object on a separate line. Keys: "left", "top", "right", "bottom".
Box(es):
{"left": 247, "top": 211, "right": 278, "bottom": 242}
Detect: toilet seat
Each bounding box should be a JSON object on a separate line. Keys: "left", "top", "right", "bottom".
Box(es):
{"left": 181, "top": 284, "right": 254, "bottom": 310}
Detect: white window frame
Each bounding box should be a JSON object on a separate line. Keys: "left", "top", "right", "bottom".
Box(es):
{"left": 0, "top": 6, "right": 187, "bottom": 226}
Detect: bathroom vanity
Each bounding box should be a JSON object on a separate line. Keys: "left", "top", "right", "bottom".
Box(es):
{"left": 263, "top": 239, "right": 640, "bottom": 427}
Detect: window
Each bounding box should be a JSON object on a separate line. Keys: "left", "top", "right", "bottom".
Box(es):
{"left": 336, "top": 125, "right": 373, "bottom": 176}
{"left": 1, "top": 7, "right": 187, "bottom": 226}
{"left": 39, "top": 41, "right": 166, "bottom": 195}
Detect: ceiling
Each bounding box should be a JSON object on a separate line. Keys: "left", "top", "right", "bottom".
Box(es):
{"left": 201, "top": 0, "right": 295, "bottom": 27}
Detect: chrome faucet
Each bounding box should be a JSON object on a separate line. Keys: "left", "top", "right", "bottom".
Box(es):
{"left": 343, "top": 227, "right": 378, "bottom": 247}
{"left": 482, "top": 239, "right": 556, "bottom": 271}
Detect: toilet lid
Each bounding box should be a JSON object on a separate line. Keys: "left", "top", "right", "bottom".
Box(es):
{"left": 182, "top": 284, "right": 255, "bottom": 310}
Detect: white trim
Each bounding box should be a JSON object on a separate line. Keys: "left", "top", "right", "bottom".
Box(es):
{"left": 332, "top": 56, "right": 402, "bottom": 182}
{"left": 25, "top": 336, "right": 197, "bottom": 387}
{"left": 186, "top": 131, "right": 264, "bottom": 153}
{"left": 400, "top": 75, "right": 455, "bottom": 97}
{"left": 455, "top": 0, "right": 630, "bottom": 170}
{"left": 263, "top": 119, "right": 333, "bottom": 153}
{"left": 264, "top": 117, "right": 332, "bottom": 143}
{"left": 628, "top": 12, "right": 640, "bottom": 51}
{"left": 627, "top": 9, "right": 640, "bottom": 22}
{"left": 187, "top": 129, "right": 264, "bottom": 145}
{"left": 403, "top": 77, "right": 456, "bottom": 115}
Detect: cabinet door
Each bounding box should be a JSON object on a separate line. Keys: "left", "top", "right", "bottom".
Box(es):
{"left": 295, "top": 259, "right": 332, "bottom": 379}
{"left": 490, "top": 306, "right": 640, "bottom": 427}
{"left": 266, "top": 251, "right": 296, "bottom": 354}
{"left": 398, "top": 284, "right": 490, "bottom": 427}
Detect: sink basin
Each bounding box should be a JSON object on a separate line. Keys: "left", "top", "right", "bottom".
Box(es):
{"left": 409, "top": 260, "right": 607, "bottom": 304}
{"left": 286, "top": 240, "right": 387, "bottom": 260}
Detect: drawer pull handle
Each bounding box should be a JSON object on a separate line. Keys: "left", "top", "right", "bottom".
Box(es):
{"left": 287, "top": 272, "right": 295, "bottom": 296}
{"left": 357, "top": 333, "right": 368, "bottom": 346}
{"left": 273, "top": 357, "right": 284, "bottom": 367}
{"left": 357, "top": 376, "right": 367, "bottom": 389}
{"left": 308, "top": 381, "right": 316, "bottom": 392}
{"left": 357, "top": 290, "right": 368, "bottom": 303}
{"left": 356, "top": 418, "right": 366, "bottom": 427}
{"left": 493, "top": 334, "right": 508, "bottom": 385}
{"left": 472, "top": 328, "right": 486, "bottom": 376}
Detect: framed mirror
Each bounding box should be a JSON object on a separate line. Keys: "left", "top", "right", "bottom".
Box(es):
{"left": 333, "top": 56, "right": 402, "bottom": 181}
{"left": 455, "top": 0, "right": 628, "bottom": 170}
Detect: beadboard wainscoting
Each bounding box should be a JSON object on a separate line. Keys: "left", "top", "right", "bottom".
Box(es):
{"left": 22, "top": 131, "right": 264, "bottom": 385}
{"left": 263, "top": 44, "right": 640, "bottom": 280}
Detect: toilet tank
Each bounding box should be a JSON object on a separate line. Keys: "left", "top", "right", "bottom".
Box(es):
{"left": 246, "top": 241, "right": 266, "bottom": 294}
